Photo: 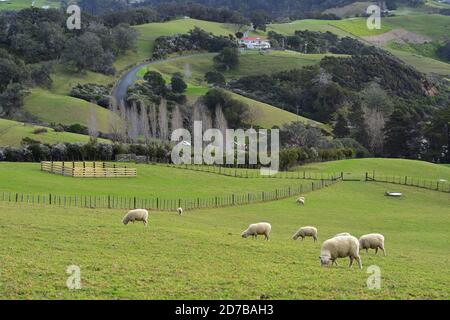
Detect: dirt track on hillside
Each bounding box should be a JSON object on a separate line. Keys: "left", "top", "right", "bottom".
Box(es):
{"left": 362, "top": 28, "right": 432, "bottom": 45}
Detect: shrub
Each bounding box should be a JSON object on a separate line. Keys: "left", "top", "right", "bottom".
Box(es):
{"left": 33, "top": 128, "right": 48, "bottom": 134}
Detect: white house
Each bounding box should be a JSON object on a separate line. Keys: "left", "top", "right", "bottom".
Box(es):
{"left": 239, "top": 37, "right": 271, "bottom": 50}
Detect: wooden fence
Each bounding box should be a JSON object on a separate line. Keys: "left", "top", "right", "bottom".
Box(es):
{"left": 0, "top": 178, "right": 340, "bottom": 211}
{"left": 167, "top": 163, "right": 342, "bottom": 181}
{"left": 366, "top": 172, "right": 450, "bottom": 193}
{"left": 41, "top": 161, "right": 137, "bottom": 178}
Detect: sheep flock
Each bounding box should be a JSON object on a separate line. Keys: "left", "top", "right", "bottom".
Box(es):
{"left": 121, "top": 195, "right": 387, "bottom": 269}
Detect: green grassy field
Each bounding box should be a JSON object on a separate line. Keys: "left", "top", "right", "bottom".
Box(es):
{"left": 135, "top": 51, "right": 331, "bottom": 129}
{"left": 0, "top": 0, "right": 59, "bottom": 10}
{"left": 116, "top": 18, "right": 243, "bottom": 71}
{"left": 0, "top": 119, "right": 109, "bottom": 147}
{"left": 297, "top": 158, "right": 450, "bottom": 181}
{"left": 23, "top": 89, "right": 119, "bottom": 133}
{"left": 0, "top": 162, "right": 308, "bottom": 198}
{"left": 0, "top": 180, "right": 448, "bottom": 299}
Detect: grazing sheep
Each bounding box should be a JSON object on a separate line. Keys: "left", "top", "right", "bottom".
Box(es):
{"left": 296, "top": 196, "right": 305, "bottom": 205}
{"left": 320, "top": 235, "right": 362, "bottom": 269}
{"left": 177, "top": 207, "right": 183, "bottom": 215}
{"left": 334, "top": 232, "right": 351, "bottom": 237}
{"left": 359, "top": 233, "right": 386, "bottom": 256}
{"left": 122, "top": 209, "right": 149, "bottom": 226}
{"left": 292, "top": 226, "right": 318, "bottom": 242}
{"left": 241, "top": 222, "right": 272, "bottom": 240}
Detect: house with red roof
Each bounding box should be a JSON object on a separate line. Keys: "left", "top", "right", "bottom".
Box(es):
{"left": 239, "top": 37, "right": 271, "bottom": 50}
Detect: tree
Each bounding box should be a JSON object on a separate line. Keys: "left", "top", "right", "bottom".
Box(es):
{"left": 348, "top": 101, "right": 370, "bottom": 149}
{"left": 0, "top": 83, "right": 27, "bottom": 116}
{"left": 214, "top": 47, "right": 239, "bottom": 71}
{"left": 235, "top": 31, "right": 244, "bottom": 40}
{"left": 384, "top": 109, "right": 422, "bottom": 159}
{"left": 333, "top": 113, "right": 350, "bottom": 138}
{"left": 112, "top": 23, "right": 138, "bottom": 54}
{"left": 171, "top": 74, "right": 187, "bottom": 93}
{"left": 61, "top": 32, "right": 115, "bottom": 74}
{"left": 144, "top": 71, "right": 166, "bottom": 94}
{"left": 205, "top": 71, "right": 226, "bottom": 86}
{"left": 251, "top": 10, "right": 269, "bottom": 32}
{"left": 437, "top": 41, "right": 450, "bottom": 62}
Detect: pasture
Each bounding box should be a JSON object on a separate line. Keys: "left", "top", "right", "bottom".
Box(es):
{"left": 0, "top": 119, "right": 110, "bottom": 147}
{"left": 0, "top": 159, "right": 448, "bottom": 299}
{"left": 0, "top": 0, "right": 59, "bottom": 11}
{"left": 0, "top": 179, "right": 448, "bottom": 299}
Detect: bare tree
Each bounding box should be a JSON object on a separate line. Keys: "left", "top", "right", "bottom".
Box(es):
{"left": 139, "top": 103, "right": 151, "bottom": 143}
{"left": 88, "top": 103, "right": 98, "bottom": 141}
{"left": 215, "top": 105, "right": 228, "bottom": 135}
{"left": 108, "top": 99, "right": 126, "bottom": 142}
{"left": 364, "top": 106, "right": 385, "bottom": 154}
{"left": 158, "top": 99, "right": 169, "bottom": 140}
{"left": 171, "top": 105, "right": 184, "bottom": 132}
{"left": 127, "top": 101, "right": 140, "bottom": 142}
{"left": 148, "top": 103, "right": 158, "bottom": 138}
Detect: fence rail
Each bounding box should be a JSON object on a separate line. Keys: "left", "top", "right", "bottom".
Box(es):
{"left": 0, "top": 179, "right": 340, "bottom": 211}
{"left": 41, "top": 161, "right": 137, "bottom": 178}
{"left": 366, "top": 172, "right": 450, "bottom": 193}
{"left": 167, "top": 164, "right": 342, "bottom": 181}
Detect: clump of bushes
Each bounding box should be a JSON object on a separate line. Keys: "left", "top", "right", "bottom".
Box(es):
{"left": 32, "top": 128, "right": 48, "bottom": 134}
{"left": 69, "top": 83, "right": 111, "bottom": 108}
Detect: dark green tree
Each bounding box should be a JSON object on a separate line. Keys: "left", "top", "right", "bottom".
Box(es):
{"left": 334, "top": 113, "right": 350, "bottom": 138}
{"left": 205, "top": 71, "right": 226, "bottom": 86}
{"left": 384, "top": 109, "right": 422, "bottom": 158}
{"left": 213, "top": 47, "right": 239, "bottom": 71}
{"left": 171, "top": 74, "right": 187, "bottom": 93}
{"left": 144, "top": 71, "right": 166, "bottom": 94}
{"left": 250, "top": 10, "right": 269, "bottom": 32}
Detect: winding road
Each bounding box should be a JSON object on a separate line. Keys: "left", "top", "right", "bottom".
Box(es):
{"left": 111, "top": 53, "right": 214, "bottom": 105}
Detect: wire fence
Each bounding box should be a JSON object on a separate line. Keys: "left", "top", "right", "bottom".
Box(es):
{"left": 0, "top": 178, "right": 340, "bottom": 211}
{"left": 166, "top": 163, "right": 342, "bottom": 181}
{"left": 366, "top": 172, "right": 450, "bottom": 193}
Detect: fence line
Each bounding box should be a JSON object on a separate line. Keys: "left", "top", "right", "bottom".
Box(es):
{"left": 41, "top": 161, "right": 137, "bottom": 178}
{"left": 0, "top": 179, "right": 340, "bottom": 211}
{"left": 366, "top": 172, "right": 450, "bottom": 193}
{"left": 166, "top": 163, "right": 342, "bottom": 181}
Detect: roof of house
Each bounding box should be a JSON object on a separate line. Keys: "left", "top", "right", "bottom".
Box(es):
{"left": 241, "top": 37, "right": 268, "bottom": 41}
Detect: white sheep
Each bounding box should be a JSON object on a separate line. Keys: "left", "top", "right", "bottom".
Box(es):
{"left": 241, "top": 222, "right": 272, "bottom": 240}
{"left": 122, "top": 209, "right": 149, "bottom": 226}
{"left": 359, "top": 233, "right": 386, "bottom": 256}
{"left": 296, "top": 196, "right": 305, "bottom": 205}
{"left": 334, "top": 232, "right": 351, "bottom": 237}
{"left": 177, "top": 207, "right": 183, "bottom": 215}
{"left": 292, "top": 226, "right": 318, "bottom": 242}
{"left": 320, "top": 235, "right": 362, "bottom": 269}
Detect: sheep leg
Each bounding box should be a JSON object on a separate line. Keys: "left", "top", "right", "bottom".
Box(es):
{"left": 365, "top": 248, "right": 369, "bottom": 254}
{"left": 332, "top": 259, "right": 338, "bottom": 266}
{"left": 313, "top": 236, "right": 317, "bottom": 242}
{"left": 375, "top": 248, "right": 378, "bottom": 255}
{"left": 265, "top": 233, "right": 269, "bottom": 241}
{"left": 381, "top": 246, "right": 386, "bottom": 256}
{"left": 349, "top": 257, "right": 354, "bottom": 268}
{"left": 356, "top": 256, "right": 362, "bottom": 269}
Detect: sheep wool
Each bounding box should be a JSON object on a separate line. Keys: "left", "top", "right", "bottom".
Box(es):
{"left": 177, "top": 207, "right": 183, "bottom": 215}
{"left": 292, "top": 226, "right": 318, "bottom": 242}
{"left": 122, "top": 209, "right": 149, "bottom": 226}
{"left": 359, "top": 233, "right": 386, "bottom": 256}
{"left": 297, "top": 197, "right": 305, "bottom": 205}
{"left": 241, "top": 222, "right": 272, "bottom": 240}
{"left": 320, "top": 235, "right": 362, "bottom": 269}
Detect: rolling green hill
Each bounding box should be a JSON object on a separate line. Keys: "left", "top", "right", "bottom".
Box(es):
{"left": 252, "top": 15, "right": 450, "bottom": 75}
{"left": 0, "top": 0, "right": 59, "bottom": 11}
{"left": 135, "top": 50, "right": 333, "bottom": 129}
{"left": 0, "top": 159, "right": 448, "bottom": 299}
{"left": 0, "top": 118, "right": 109, "bottom": 147}
{"left": 23, "top": 89, "right": 119, "bottom": 133}
{"left": 296, "top": 158, "right": 450, "bottom": 181}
